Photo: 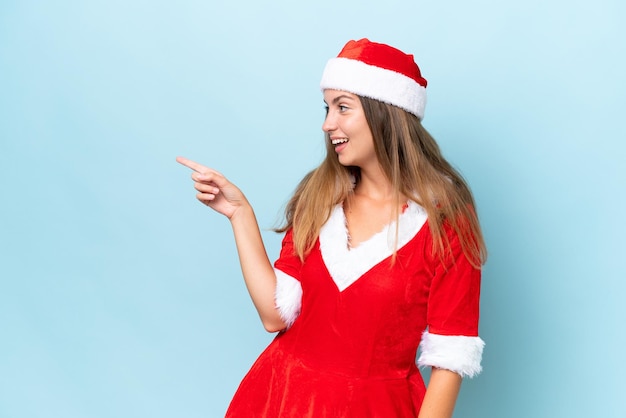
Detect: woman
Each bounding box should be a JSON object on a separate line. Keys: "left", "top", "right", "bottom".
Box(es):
{"left": 177, "top": 38, "right": 486, "bottom": 418}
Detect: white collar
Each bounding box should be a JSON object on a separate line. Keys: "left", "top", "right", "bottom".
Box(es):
{"left": 319, "top": 201, "right": 427, "bottom": 291}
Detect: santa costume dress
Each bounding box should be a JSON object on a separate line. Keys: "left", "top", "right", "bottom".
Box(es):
{"left": 225, "top": 201, "right": 484, "bottom": 417}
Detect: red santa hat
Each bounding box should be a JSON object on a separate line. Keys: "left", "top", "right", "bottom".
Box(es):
{"left": 320, "top": 38, "right": 428, "bottom": 120}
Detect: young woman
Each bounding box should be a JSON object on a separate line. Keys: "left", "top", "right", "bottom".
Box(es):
{"left": 177, "top": 38, "right": 486, "bottom": 418}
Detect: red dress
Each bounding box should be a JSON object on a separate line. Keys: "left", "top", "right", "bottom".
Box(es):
{"left": 225, "top": 202, "right": 483, "bottom": 417}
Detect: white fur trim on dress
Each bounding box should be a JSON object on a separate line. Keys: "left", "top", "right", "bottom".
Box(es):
{"left": 319, "top": 201, "right": 427, "bottom": 292}
{"left": 320, "top": 57, "right": 427, "bottom": 120}
{"left": 274, "top": 269, "right": 302, "bottom": 328}
{"left": 417, "top": 331, "right": 485, "bottom": 378}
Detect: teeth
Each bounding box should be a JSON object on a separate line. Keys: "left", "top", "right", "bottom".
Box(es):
{"left": 331, "top": 138, "right": 348, "bottom": 145}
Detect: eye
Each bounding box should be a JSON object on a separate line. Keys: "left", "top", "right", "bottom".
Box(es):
{"left": 324, "top": 105, "right": 329, "bottom": 115}
{"left": 338, "top": 105, "right": 349, "bottom": 112}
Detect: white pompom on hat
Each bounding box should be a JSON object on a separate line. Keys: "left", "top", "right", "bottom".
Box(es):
{"left": 320, "top": 38, "right": 428, "bottom": 120}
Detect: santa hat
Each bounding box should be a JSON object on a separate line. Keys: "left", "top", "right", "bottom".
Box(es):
{"left": 320, "top": 39, "right": 428, "bottom": 120}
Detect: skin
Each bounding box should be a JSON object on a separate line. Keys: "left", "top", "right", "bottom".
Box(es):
{"left": 419, "top": 368, "right": 462, "bottom": 418}
{"left": 177, "top": 89, "right": 462, "bottom": 417}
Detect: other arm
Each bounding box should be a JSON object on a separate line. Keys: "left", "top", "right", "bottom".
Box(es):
{"left": 417, "top": 222, "right": 485, "bottom": 417}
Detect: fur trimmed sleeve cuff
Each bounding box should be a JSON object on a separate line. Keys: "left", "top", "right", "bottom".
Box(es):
{"left": 417, "top": 331, "right": 485, "bottom": 378}
{"left": 274, "top": 269, "right": 302, "bottom": 328}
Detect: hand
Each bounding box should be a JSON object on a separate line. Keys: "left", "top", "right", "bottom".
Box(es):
{"left": 176, "top": 156, "right": 249, "bottom": 219}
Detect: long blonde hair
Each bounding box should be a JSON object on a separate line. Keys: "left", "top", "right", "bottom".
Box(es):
{"left": 277, "top": 95, "right": 486, "bottom": 268}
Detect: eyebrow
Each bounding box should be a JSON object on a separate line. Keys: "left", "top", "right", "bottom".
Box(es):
{"left": 324, "top": 94, "right": 356, "bottom": 105}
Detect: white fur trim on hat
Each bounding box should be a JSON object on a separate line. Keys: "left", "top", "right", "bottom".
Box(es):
{"left": 320, "top": 57, "right": 427, "bottom": 120}
{"left": 417, "top": 331, "right": 485, "bottom": 378}
{"left": 274, "top": 269, "right": 302, "bottom": 328}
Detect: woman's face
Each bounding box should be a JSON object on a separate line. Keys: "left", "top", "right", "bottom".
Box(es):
{"left": 322, "top": 90, "right": 376, "bottom": 170}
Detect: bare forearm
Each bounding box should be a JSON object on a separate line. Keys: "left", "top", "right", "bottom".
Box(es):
{"left": 176, "top": 157, "right": 286, "bottom": 332}
{"left": 418, "top": 368, "right": 462, "bottom": 418}
{"left": 230, "top": 204, "right": 286, "bottom": 332}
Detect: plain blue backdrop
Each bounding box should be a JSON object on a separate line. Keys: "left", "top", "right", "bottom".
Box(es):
{"left": 1, "top": 1, "right": 624, "bottom": 417}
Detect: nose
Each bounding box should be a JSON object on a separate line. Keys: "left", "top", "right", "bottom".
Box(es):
{"left": 322, "top": 111, "right": 336, "bottom": 133}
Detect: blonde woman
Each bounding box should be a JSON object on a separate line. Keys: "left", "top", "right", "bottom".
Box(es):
{"left": 178, "top": 38, "right": 486, "bottom": 418}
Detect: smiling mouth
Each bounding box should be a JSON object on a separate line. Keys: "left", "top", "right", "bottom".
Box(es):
{"left": 331, "top": 138, "right": 349, "bottom": 145}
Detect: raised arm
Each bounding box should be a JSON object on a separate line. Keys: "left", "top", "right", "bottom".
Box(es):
{"left": 176, "top": 156, "right": 286, "bottom": 332}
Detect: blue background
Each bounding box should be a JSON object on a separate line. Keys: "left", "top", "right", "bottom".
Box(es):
{"left": 1, "top": 1, "right": 624, "bottom": 417}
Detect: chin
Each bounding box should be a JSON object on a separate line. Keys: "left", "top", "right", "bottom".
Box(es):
{"left": 337, "top": 156, "right": 354, "bottom": 167}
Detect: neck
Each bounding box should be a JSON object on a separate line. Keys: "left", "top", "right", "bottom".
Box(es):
{"left": 354, "top": 165, "right": 396, "bottom": 201}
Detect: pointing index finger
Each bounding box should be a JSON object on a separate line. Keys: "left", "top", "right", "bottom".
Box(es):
{"left": 176, "top": 156, "right": 206, "bottom": 173}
